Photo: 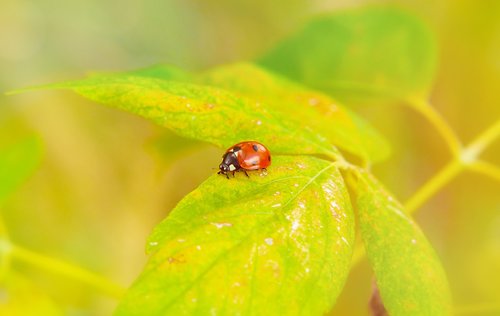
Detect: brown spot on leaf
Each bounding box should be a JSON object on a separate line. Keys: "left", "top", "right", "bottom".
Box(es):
{"left": 166, "top": 255, "right": 186, "bottom": 265}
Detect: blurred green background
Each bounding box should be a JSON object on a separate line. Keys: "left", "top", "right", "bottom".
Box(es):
{"left": 1, "top": 0, "right": 499, "bottom": 315}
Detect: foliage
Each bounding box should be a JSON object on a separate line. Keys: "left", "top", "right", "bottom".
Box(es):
{"left": 354, "top": 171, "right": 451, "bottom": 315}
{"left": 3, "top": 3, "right": 500, "bottom": 316}
{"left": 117, "top": 156, "right": 354, "bottom": 316}
{"left": 258, "top": 6, "right": 436, "bottom": 102}
{"left": 12, "top": 11, "right": 451, "bottom": 311}
{"left": 30, "top": 58, "right": 451, "bottom": 313}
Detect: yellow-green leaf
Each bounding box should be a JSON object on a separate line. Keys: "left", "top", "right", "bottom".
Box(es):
{"left": 29, "top": 75, "right": 339, "bottom": 158}
{"left": 115, "top": 156, "right": 354, "bottom": 316}
{"left": 198, "top": 63, "right": 390, "bottom": 162}
{"left": 355, "top": 171, "right": 452, "bottom": 315}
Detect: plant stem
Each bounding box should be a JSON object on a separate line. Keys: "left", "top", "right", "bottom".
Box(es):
{"left": 404, "top": 160, "right": 463, "bottom": 215}
{"left": 464, "top": 119, "right": 500, "bottom": 159}
{"left": 467, "top": 160, "right": 500, "bottom": 183}
{"left": 406, "top": 97, "right": 462, "bottom": 157}
{"left": 1, "top": 239, "right": 126, "bottom": 299}
{"left": 404, "top": 118, "right": 500, "bottom": 213}
{"left": 1, "top": 206, "right": 126, "bottom": 298}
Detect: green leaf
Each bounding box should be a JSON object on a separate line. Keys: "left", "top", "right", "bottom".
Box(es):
{"left": 259, "top": 6, "right": 437, "bottom": 101}
{"left": 198, "top": 63, "right": 390, "bottom": 162}
{"left": 354, "top": 170, "right": 451, "bottom": 315}
{"left": 0, "top": 136, "right": 42, "bottom": 206}
{"left": 31, "top": 75, "right": 339, "bottom": 158}
{"left": 115, "top": 156, "right": 354, "bottom": 316}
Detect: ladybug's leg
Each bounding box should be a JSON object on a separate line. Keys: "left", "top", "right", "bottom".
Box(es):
{"left": 244, "top": 170, "right": 249, "bottom": 177}
{"left": 225, "top": 173, "right": 229, "bottom": 179}
{"left": 232, "top": 171, "right": 235, "bottom": 177}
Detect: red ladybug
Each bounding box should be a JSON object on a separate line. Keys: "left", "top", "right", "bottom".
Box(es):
{"left": 218, "top": 141, "right": 271, "bottom": 178}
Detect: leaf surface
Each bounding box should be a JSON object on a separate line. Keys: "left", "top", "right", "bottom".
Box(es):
{"left": 34, "top": 76, "right": 339, "bottom": 158}
{"left": 198, "top": 63, "right": 390, "bottom": 162}
{"left": 259, "top": 7, "right": 437, "bottom": 101}
{"left": 115, "top": 156, "right": 354, "bottom": 316}
{"left": 355, "top": 171, "right": 452, "bottom": 315}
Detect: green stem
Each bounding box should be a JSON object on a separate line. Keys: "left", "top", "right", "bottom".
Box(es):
{"left": 404, "top": 118, "right": 500, "bottom": 213}
{"left": 406, "top": 97, "right": 462, "bottom": 157}
{"left": 404, "top": 160, "right": 463, "bottom": 214}
{"left": 464, "top": 119, "right": 500, "bottom": 160}
{"left": 467, "top": 160, "right": 500, "bottom": 183}
{"left": 1, "top": 240, "right": 126, "bottom": 299}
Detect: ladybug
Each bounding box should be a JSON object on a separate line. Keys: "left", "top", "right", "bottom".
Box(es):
{"left": 218, "top": 141, "right": 271, "bottom": 178}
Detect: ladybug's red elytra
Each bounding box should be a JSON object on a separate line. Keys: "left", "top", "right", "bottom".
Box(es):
{"left": 218, "top": 141, "right": 271, "bottom": 179}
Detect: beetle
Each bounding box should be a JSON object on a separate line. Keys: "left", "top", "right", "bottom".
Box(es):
{"left": 218, "top": 141, "right": 271, "bottom": 178}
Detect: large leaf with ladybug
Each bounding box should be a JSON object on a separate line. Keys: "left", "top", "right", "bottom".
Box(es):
{"left": 114, "top": 156, "right": 354, "bottom": 316}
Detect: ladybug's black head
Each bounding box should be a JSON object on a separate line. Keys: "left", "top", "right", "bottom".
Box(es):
{"left": 219, "top": 163, "right": 229, "bottom": 172}
{"left": 218, "top": 152, "right": 240, "bottom": 176}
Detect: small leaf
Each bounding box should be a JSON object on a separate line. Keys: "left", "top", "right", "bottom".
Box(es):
{"left": 115, "top": 156, "right": 354, "bottom": 316}
{"left": 354, "top": 170, "right": 452, "bottom": 315}
{"left": 198, "top": 63, "right": 390, "bottom": 162}
{"left": 30, "top": 75, "right": 339, "bottom": 158}
{"left": 0, "top": 137, "right": 42, "bottom": 205}
{"left": 259, "top": 6, "right": 437, "bottom": 101}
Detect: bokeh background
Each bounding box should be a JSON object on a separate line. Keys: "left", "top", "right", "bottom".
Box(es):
{"left": 1, "top": 0, "right": 499, "bottom": 315}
